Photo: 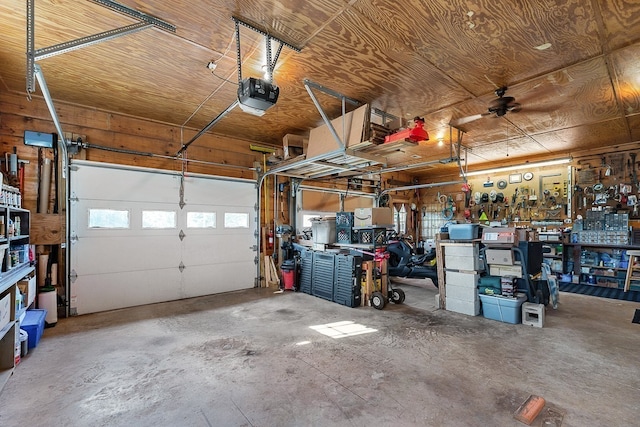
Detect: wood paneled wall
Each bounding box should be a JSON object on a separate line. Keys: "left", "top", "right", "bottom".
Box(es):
{"left": 0, "top": 91, "right": 269, "bottom": 215}
{"left": 0, "top": 89, "right": 422, "bottom": 239}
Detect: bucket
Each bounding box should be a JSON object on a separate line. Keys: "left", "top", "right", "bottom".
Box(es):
{"left": 19, "top": 329, "right": 28, "bottom": 357}
{"left": 38, "top": 289, "right": 58, "bottom": 327}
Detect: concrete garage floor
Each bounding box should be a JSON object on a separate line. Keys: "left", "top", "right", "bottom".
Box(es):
{"left": 1, "top": 280, "right": 638, "bottom": 427}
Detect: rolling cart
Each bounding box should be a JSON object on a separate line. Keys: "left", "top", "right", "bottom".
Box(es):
{"left": 362, "top": 250, "right": 405, "bottom": 310}
{"left": 482, "top": 245, "right": 548, "bottom": 305}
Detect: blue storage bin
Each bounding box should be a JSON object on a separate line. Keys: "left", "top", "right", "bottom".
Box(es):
{"left": 21, "top": 309, "right": 47, "bottom": 350}
{"left": 448, "top": 224, "right": 479, "bottom": 240}
{"left": 479, "top": 293, "right": 527, "bottom": 324}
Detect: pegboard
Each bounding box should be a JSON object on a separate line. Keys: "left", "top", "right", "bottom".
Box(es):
{"left": 574, "top": 151, "right": 640, "bottom": 219}
{"left": 463, "top": 167, "right": 569, "bottom": 223}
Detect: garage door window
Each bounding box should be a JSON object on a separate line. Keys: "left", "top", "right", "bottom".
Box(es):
{"left": 142, "top": 210, "right": 177, "bottom": 229}
{"left": 224, "top": 212, "right": 249, "bottom": 228}
{"left": 187, "top": 212, "right": 216, "bottom": 228}
{"left": 88, "top": 208, "right": 130, "bottom": 229}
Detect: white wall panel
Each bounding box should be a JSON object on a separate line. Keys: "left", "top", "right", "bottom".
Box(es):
{"left": 69, "top": 161, "right": 256, "bottom": 314}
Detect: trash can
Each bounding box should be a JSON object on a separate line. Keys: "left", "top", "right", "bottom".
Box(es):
{"left": 38, "top": 286, "right": 58, "bottom": 327}
{"left": 281, "top": 259, "right": 296, "bottom": 291}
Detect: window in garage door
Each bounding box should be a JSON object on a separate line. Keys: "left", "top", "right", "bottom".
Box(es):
{"left": 69, "top": 161, "right": 257, "bottom": 315}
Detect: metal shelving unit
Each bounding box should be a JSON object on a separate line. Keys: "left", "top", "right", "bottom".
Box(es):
{"left": 0, "top": 203, "right": 34, "bottom": 393}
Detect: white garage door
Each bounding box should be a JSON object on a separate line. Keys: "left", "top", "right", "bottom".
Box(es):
{"left": 69, "top": 161, "right": 257, "bottom": 315}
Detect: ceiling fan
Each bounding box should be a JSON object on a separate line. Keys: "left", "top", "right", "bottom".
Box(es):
{"left": 451, "top": 86, "right": 521, "bottom": 126}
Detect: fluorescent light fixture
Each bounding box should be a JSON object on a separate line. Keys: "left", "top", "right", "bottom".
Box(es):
{"left": 461, "top": 157, "right": 572, "bottom": 177}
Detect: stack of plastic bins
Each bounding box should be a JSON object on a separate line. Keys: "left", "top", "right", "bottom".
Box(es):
{"left": 333, "top": 254, "right": 362, "bottom": 307}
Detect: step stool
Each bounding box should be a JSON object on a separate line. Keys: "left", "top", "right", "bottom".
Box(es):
{"left": 522, "top": 302, "right": 544, "bottom": 327}
{"left": 623, "top": 250, "right": 640, "bottom": 292}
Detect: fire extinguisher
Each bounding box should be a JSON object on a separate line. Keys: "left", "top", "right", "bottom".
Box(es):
{"left": 268, "top": 228, "right": 274, "bottom": 250}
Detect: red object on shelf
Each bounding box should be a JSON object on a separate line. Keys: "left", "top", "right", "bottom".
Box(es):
{"left": 384, "top": 116, "right": 429, "bottom": 144}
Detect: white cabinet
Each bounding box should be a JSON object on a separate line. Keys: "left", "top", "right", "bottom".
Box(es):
{"left": 438, "top": 242, "right": 482, "bottom": 316}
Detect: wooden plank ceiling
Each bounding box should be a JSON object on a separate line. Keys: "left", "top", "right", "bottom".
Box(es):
{"left": 1, "top": 0, "right": 639, "bottom": 178}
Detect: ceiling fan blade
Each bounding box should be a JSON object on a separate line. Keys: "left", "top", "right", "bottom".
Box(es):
{"left": 451, "top": 113, "right": 488, "bottom": 126}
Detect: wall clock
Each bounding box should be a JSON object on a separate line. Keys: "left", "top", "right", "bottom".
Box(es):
{"left": 523, "top": 172, "right": 534, "bottom": 181}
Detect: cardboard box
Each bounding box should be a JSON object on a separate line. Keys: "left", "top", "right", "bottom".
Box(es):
{"left": 489, "top": 264, "right": 523, "bottom": 278}
{"left": 306, "top": 104, "right": 369, "bottom": 158}
{"left": 481, "top": 227, "right": 518, "bottom": 245}
{"left": 18, "top": 276, "right": 37, "bottom": 307}
{"left": 353, "top": 207, "right": 393, "bottom": 227}
{"left": 282, "top": 134, "right": 308, "bottom": 159}
{"left": 0, "top": 293, "right": 11, "bottom": 332}
{"left": 485, "top": 249, "right": 514, "bottom": 265}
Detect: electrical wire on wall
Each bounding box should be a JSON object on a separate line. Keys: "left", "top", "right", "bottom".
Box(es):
{"left": 177, "top": 27, "right": 262, "bottom": 155}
